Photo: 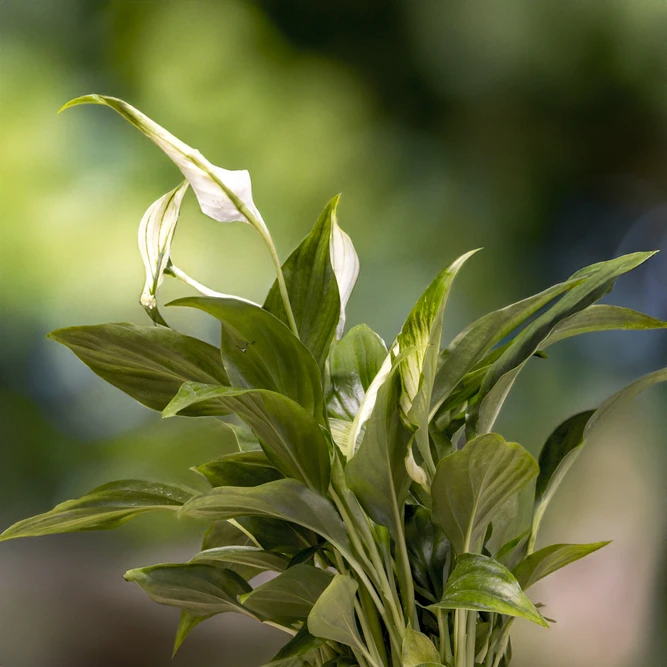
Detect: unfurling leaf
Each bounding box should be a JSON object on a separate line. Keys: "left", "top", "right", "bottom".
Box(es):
{"left": 164, "top": 384, "right": 331, "bottom": 495}
{"left": 240, "top": 564, "right": 334, "bottom": 625}
{"left": 431, "top": 433, "right": 538, "bottom": 555}
{"left": 513, "top": 542, "right": 610, "bottom": 590}
{"left": 264, "top": 196, "right": 342, "bottom": 371}
{"left": 307, "top": 575, "right": 365, "bottom": 652}
{"left": 0, "top": 480, "right": 193, "bottom": 541}
{"left": 402, "top": 626, "right": 441, "bottom": 667}
{"left": 137, "top": 180, "right": 189, "bottom": 324}
{"left": 429, "top": 553, "right": 547, "bottom": 627}
{"left": 329, "top": 210, "right": 360, "bottom": 338}
{"left": 168, "top": 296, "right": 324, "bottom": 421}
{"left": 48, "top": 323, "right": 229, "bottom": 413}
{"left": 61, "top": 95, "right": 268, "bottom": 230}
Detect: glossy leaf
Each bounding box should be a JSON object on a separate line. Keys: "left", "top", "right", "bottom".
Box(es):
{"left": 430, "top": 277, "right": 580, "bottom": 418}
{"left": 471, "top": 251, "right": 656, "bottom": 433}
{"left": 240, "top": 564, "right": 333, "bottom": 625}
{"left": 191, "top": 546, "right": 290, "bottom": 573}
{"left": 429, "top": 553, "right": 547, "bottom": 626}
{"left": 346, "top": 365, "right": 412, "bottom": 539}
{"left": 61, "top": 95, "right": 268, "bottom": 230}
{"left": 542, "top": 305, "right": 667, "bottom": 348}
{"left": 48, "top": 323, "right": 229, "bottom": 413}
{"left": 398, "top": 250, "right": 478, "bottom": 472}
{"left": 532, "top": 367, "right": 667, "bottom": 543}
{"left": 164, "top": 384, "right": 330, "bottom": 494}
{"left": 193, "top": 450, "right": 284, "bottom": 488}
{"left": 431, "top": 433, "right": 538, "bottom": 554}
{"left": 307, "top": 575, "right": 364, "bottom": 652}
{"left": 327, "top": 324, "right": 387, "bottom": 421}
{"left": 124, "top": 562, "right": 255, "bottom": 617}
{"left": 0, "top": 480, "right": 193, "bottom": 541}
{"left": 265, "top": 625, "right": 325, "bottom": 666}
{"left": 180, "top": 479, "right": 351, "bottom": 555}
{"left": 168, "top": 296, "right": 324, "bottom": 421}
{"left": 402, "top": 626, "right": 441, "bottom": 667}
{"left": 137, "top": 180, "right": 189, "bottom": 325}
{"left": 405, "top": 505, "right": 451, "bottom": 601}
{"left": 513, "top": 542, "right": 610, "bottom": 590}
{"left": 264, "top": 196, "right": 341, "bottom": 370}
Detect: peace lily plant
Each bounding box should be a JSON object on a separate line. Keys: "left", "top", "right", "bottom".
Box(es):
{"left": 3, "top": 95, "right": 667, "bottom": 667}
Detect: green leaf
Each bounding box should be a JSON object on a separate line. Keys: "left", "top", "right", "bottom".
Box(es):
{"left": 200, "top": 519, "right": 262, "bottom": 581}
{"left": 405, "top": 506, "right": 451, "bottom": 601}
{"left": 0, "top": 480, "right": 193, "bottom": 541}
{"left": 180, "top": 479, "right": 351, "bottom": 555}
{"left": 124, "top": 562, "right": 255, "bottom": 617}
{"left": 236, "top": 516, "right": 318, "bottom": 555}
{"left": 168, "top": 296, "right": 324, "bottom": 421}
{"left": 398, "top": 250, "right": 479, "bottom": 474}
{"left": 164, "top": 383, "right": 331, "bottom": 494}
{"left": 193, "top": 450, "right": 284, "bottom": 488}
{"left": 470, "top": 251, "right": 656, "bottom": 433}
{"left": 137, "top": 180, "right": 189, "bottom": 325}
{"left": 531, "top": 366, "right": 667, "bottom": 543}
{"left": 429, "top": 553, "right": 547, "bottom": 626}
{"left": 48, "top": 323, "right": 229, "bottom": 413}
{"left": 402, "top": 626, "right": 441, "bottom": 667}
{"left": 61, "top": 95, "right": 267, "bottom": 229}
{"left": 327, "top": 324, "right": 387, "bottom": 421}
{"left": 346, "top": 365, "right": 412, "bottom": 539}
{"left": 240, "top": 564, "right": 334, "bottom": 625}
{"left": 430, "top": 277, "right": 580, "bottom": 418}
{"left": 265, "top": 625, "right": 325, "bottom": 666}
{"left": 513, "top": 542, "right": 610, "bottom": 590}
{"left": 431, "top": 433, "right": 538, "bottom": 554}
{"left": 191, "top": 546, "right": 290, "bottom": 573}
{"left": 173, "top": 611, "right": 211, "bottom": 657}
{"left": 542, "top": 305, "right": 667, "bottom": 348}
{"left": 264, "top": 196, "right": 342, "bottom": 371}
{"left": 307, "top": 575, "right": 365, "bottom": 652}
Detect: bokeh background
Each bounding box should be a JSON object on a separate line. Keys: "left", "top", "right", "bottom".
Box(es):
{"left": 1, "top": 1, "right": 666, "bottom": 666}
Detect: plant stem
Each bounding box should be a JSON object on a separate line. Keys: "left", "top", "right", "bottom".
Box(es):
{"left": 437, "top": 609, "right": 453, "bottom": 664}
{"left": 466, "top": 611, "right": 476, "bottom": 667}
{"left": 454, "top": 609, "right": 467, "bottom": 667}
{"left": 166, "top": 264, "right": 228, "bottom": 298}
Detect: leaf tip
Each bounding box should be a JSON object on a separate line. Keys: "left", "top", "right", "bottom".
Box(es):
{"left": 58, "top": 94, "right": 105, "bottom": 114}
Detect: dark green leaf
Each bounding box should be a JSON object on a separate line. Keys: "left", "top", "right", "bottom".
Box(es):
{"left": 180, "top": 479, "right": 351, "bottom": 555}
{"left": 124, "top": 562, "right": 254, "bottom": 617}
{"left": 405, "top": 505, "right": 450, "bottom": 601}
{"left": 471, "top": 252, "right": 656, "bottom": 433}
{"left": 428, "top": 553, "right": 547, "bottom": 626}
{"left": 402, "top": 626, "right": 441, "bottom": 667}
{"left": 240, "top": 564, "right": 334, "bottom": 625}
{"left": 307, "top": 575, "right": 365, "bottom": 652}
{"left": 48, "top": 323, "right": 229, "bottom": 413}
{"left": 431, "top": 433, "right": 538, "bottom": 554}
{"left": 532, "top": 367, "right": 667, "bottom": 542}
{"left": 0, "top": 480, "right": 193, "bottom": 541}
{"left": 237, "top": 516, "right": 317, "bottom": 555}
{"left": 168, "top": 296, "right": 324, "bottom": 421}
{"left": 264, "top": 196, "right": 341, "bottom": 371}
{"left": 327, "top": 324, "right": 387, "bottom": 420}
{"left": 165, "top": 384, "right": 330, "bottom": 494}
{"left": 265, "top": 625, "right": 325, "bottom": 666}
{"left": 513, "top": 542, "right": 610, "bottom": 590}
{"left": 194, "top": 450, "right": 284, "bottom": 488}
{"left": 346, "top": 365, "right": 412, "bottom": 539}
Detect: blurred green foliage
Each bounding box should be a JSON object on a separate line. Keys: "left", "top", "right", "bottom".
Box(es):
{"left": 0, "top": 1, "right": 665, "bottom": 666}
